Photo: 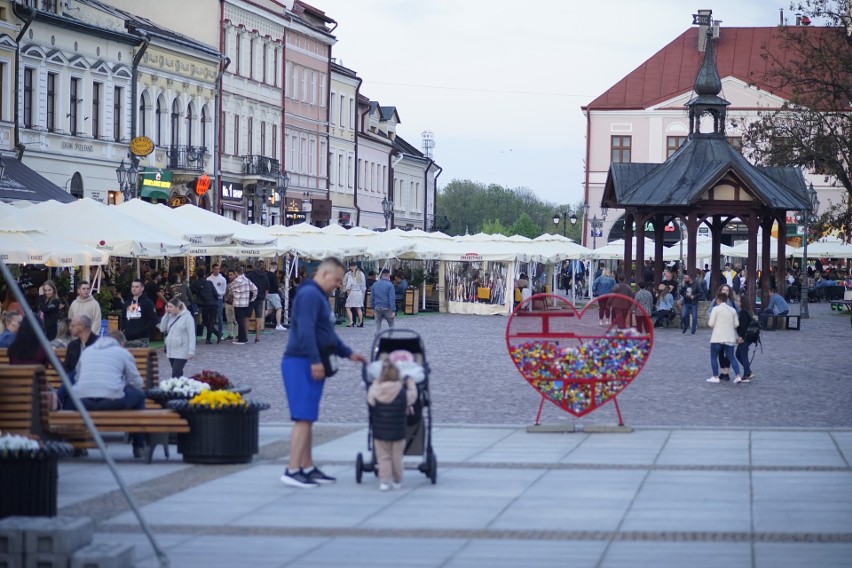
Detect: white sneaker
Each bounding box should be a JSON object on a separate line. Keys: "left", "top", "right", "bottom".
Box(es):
{"left": 733, "top": 376, "right": 743, "bottom": 384}
{"left": 379, "top": 482, "right": 390, "bottom": 491}
{"left": 275, "top": 325, "right": 286, "bottom": 331}
{"left": 706, "top": 376, "right": 720, "bottom": 383}
{"left": 391, "top": 482, "right": 402, "bottom": 490}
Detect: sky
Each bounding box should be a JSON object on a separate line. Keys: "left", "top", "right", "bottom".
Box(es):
{"left": 317, "top": 0, "right": 792, "bottom": 207}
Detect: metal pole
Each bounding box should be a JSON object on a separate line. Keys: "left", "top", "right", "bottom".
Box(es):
{"left": 800, "top": 215, "right": 810, "bottom": 318}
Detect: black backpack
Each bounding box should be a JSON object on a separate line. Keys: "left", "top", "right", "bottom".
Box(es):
{"left": 744, "top": 320, "right": 761, "bottom": 345}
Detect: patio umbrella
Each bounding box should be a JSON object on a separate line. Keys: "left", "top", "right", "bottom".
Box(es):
{"left": 803, "top": 236, "right": 852, "bottom": 259}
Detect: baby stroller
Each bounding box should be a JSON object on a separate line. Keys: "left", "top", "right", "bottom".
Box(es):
{"left": 355, "top": 329, "right": 437, "bottom": 484}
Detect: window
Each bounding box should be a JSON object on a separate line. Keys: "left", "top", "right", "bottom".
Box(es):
{"left": 235, "top": 33, "right": 241, "bottom": 75}
{"left": 249, "top": 38, "right": 255, "bottom": 79}
{"left": 319, "top": 73, "right": 326, "bottom": 108}
{"left": 289, "top": 135, "right": 296, "bottom": 169}
{"left": 339, "top": 94, "right": 344, "bottom": 127}
{"left": 186, "top": 103, "right": 193, "bottom": 147}
{"left": 319, "top": 140, "right": 326, "bottom": 177}
{"left": 262, "top": 44, "right": 267, "bottom": 83}
{"left": 260, "top": 121, "right": 266, "bottom": 156}
{"left": 347, "top": 156, "right": 353, "bottom": 187}
{"left": 301, "top": 68, "right": 307, "bottom": 102}
{"left": 113, "top": 86, "right": 123, "bottom": 142}
{"left": 273, "top": 48, "right": 279, "bottom": 87}
{"left": 271, "top": 125, "right": 277, "bottom": 160}
{"left": 247, "top": 117, "right": 253, "bottom": 155}
{"left": 0, "top": 62, "right": 5, "bottom": 121}
{"left": 69, "top": 77, "right": 80, "bottom": 136}
{"left": 170, "top": 99, "right": 180, "bottom": 147}
{"left": 201, "top": 106, "right": 207, "bottom": 149}
{"left": 329, "top": 92, "right": 336, "bottom": 125}
{"left": 308, "top": 136, "right": 314, "bottom": 175}
{"left": 309, "top": 71, "right": 316, "bottom": 105}
{"left": 139, "top": 94, "right": 147, "bottom": 137}
{"left": 92, "top": 82, "right": 101, "bottom": 139}
{"left": 233, "top": 115, "right": 239, "bottom": 155}
{"left": 46, "top": 72, "right": 56, "bottom": 132}
{"left": 288, "top": 63, "right": 296, "bottom": 99}
{"left": 338, "top": 154, "right": 344, "bottom": 187}
{"left": 666, "top": 136, "right": 687, "bottom": 159}
{"left": 299, "top": 137, "right": 305, "bottom": 173}
{"left": 155, "top": 97, "right": 163, "bottom": 145}
{"left": 349, "top": 98, "right": 355, "bottom": 130}
{"left": 611, "top": 135, "right": 631, "bottom": 163}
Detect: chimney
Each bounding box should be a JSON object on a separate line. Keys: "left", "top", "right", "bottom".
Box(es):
{"left": 697, "top": 9, "right": 712, "bottom": 51}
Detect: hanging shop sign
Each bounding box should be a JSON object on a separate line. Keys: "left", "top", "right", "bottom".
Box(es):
{"left": 129, "top": 136, "right": 155, "bottom": 157}
{"left": 169, "top": 195, "right": 188, "bottom": 208}
{"left": 196, "top": 173, "right": 211, "bottom": 196}
{"left": 221, "top": 182, "right": 243, "bottom": 203}
{"left": 311, "top": 198, "right": 332, "bottom": 221}
{"left": 140, "top": 168, "right": 172, "bottom": 200}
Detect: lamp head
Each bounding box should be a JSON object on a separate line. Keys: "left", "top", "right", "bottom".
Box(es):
{"left": 552, "top": 214, "right": 560, "bottom": 226}
{"left": 569, "top": 212, "right": 578, "bottom": 226}
{"left": 115, "top": 159, "right": 127, "bottom": 186}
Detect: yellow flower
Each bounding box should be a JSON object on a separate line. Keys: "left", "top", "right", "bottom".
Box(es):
{"left": 188, "top": 390, "right": 247, "bottom": 409}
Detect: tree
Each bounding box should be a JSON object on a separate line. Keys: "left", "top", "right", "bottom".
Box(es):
{"left": 481, "top": 219, "right": 511, "bottom": 236}
{"left": 510, "top": 212, "right": 542, "bottom": 239}
{"left": 741, "top": 0, "right": 852, "bottom": 240}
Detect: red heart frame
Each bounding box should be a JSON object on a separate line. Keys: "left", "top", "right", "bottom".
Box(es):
{"left": 505, "top": 293, "right": 654, "bottom": 418}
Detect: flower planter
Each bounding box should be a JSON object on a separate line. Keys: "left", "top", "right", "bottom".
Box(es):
{"left": 0, "top": 442, "right": 73, "bottom": 519}
{"left": 169, "top": 401, "right": 268, "bottom": 464}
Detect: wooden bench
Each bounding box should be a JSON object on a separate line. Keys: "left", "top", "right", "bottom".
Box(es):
{"left": 765, "top": 314, "right": 801, "bottom": 331}
{"left": 0, "top": 365, "right": 49, "bottom": 438}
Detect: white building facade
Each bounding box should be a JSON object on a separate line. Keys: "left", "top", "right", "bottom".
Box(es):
{"left": 328, "top": 60, "right": 358, "bottom": 227}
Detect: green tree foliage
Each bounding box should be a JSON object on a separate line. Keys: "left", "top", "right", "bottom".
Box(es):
{"left": 435, "top": 179, "right": 585, "bottom": 240}
{"left": 741, "top": 0, "right": 852, "bottom": 240}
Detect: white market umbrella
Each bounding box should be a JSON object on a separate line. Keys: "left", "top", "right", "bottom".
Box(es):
{"left": 168, "top": 203, "right": 275, "bottom": 246}
{"left": 662, "top": 236, "right": 733, "bottom": 260}
{"left": 118, "top": 199, "right": 235, "bottom": 247}
{"left": 15, "top": 197, "right": 188, "bottom": 257}
{"left": 804, "top": 236, "right": 852, "bottom": 259}
{"left": 590, "top": 238, "right": 658, "bottom": 260}
{"left": 0, "top": 231, "right": 109, "bottom": 266}
{"left": 728, "top": 237, "right": 802, "bottom": 259}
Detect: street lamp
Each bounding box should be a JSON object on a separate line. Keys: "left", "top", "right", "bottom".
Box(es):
{"left": 0, "top": 154, "right": 6, "bottom": 180}
{"left": 799, "top": 183, "right": 820, "bottom": 319}
{"left": 552, "top": 210, "right": 578, "bottom": 237}
{"left": 115, "top": 159, "right": 139, "bottom": 202}
{"left": 382, "top": 196, "right": 393, "bottom": 230}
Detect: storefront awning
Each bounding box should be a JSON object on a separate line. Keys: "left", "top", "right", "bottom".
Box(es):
{"left": 0, "top": 157, "right": 75, "bottom": 203}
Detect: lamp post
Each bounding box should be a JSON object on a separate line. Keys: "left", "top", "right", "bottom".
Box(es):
{"left": 553, "top": 210, "right": 580, "bottom": 298}
{"left": 0, "top": 154, "right": 6, "bottom": 180}
{"left": 274, "top": 172, "right": 289, "bottom": 226}
{"left": 115, "top": 159, "right": 139, "bottom": 202}
{"left": 799, "top": 183, "right": 820, "bottom": 319}
{"left": 382, "top": 196, "right": 393, "bottom": 230}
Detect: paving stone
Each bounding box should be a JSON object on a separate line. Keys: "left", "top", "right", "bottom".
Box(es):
{"left": 22, "top": 517, "right": 93, "bottom": 556}
{"left": 69, "top": 542, "right": 134, "bottom": 568}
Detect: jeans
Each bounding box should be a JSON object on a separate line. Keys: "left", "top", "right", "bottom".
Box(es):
{"left": 169, "top": 358, "right": 187, "bottom": 378}
{"left": 66, "top": 385, "right": 147, "bottom": 447}
{"left": 215, "top": 297, "right": 224, "bottom": 338}
{"left": 202, "top": 305, "right": 219, "bottom": 340}
{"left": 597, "top": 297, "right": 611, "bottom": 320}
{"left": 374, "top": 307, "right": 395, "bottom": 335}
{"left": 710, "top": 343, "right": 740, "bottom": 377}
{"left": 681, "top": 302, "right": 698, "bottom": 333}
{"left": 735, "top": 341, "right": 752, "bottom": 376}
{"left": 652, "top": 309, "right": 672, "bottom": 326}
{"left": 759, "top": 309, "right": 788, "bottom": 328}
{"left": 234, "top": 306, "right": 250, "bottom": 342}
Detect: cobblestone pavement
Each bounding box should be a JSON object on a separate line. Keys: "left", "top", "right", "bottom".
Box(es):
{"left": 161, "top": 302, "right": 852, "bottom": 427}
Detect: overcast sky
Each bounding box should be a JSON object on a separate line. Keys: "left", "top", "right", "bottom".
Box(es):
{"left": 319, "top": 0, "right": 789, "bottom": 207}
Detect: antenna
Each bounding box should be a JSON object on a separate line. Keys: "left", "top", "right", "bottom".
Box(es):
{"left": 421, "top": 130, "right": 435, "bottom": 159}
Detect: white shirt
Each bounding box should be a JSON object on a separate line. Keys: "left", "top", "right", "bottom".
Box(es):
{"left": 208, "top": 273, "right": 227, "bottom": 299}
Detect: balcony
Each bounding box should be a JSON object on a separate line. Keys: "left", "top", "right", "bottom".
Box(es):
{"left": 167, "top": 146, "right": 207, "bottom": 172}
{"left": 242, "top": 155, "right": 281, "bottom": 178}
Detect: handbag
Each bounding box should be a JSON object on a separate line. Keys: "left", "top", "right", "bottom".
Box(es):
{"left": 319, "top": 345, "right": 339, "bottom": 377}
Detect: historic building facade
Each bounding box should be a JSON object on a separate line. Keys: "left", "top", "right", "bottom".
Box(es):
{"left": 328, "top": 60, "right": 358, "bottom": 227}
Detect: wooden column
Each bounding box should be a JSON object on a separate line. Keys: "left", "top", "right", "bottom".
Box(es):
{"left": 685, "top": 214, "right": 700, "bottom": 277}
{"left": 744, "top": 214, "right": 759, "bottom": 309}
{"left": 635, "top": 210, "right": 646, "bottom": 283}
{"left": 653, "top": 215, "right": 666, "bottom": 285}
{"left": 776, "top": 212, "right": 787, "bottom": 297}
{"left": 624, "top": 212, "right": 634, "bottom": 281}
{"left": 760, "top": 214, "right": 773, "bottom": 305}
{"left": 709, "top": 215, "right": 723, "bottom": 295}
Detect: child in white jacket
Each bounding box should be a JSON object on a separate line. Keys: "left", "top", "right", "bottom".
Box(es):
{"left": 367, "top": 361, "right": 417, "bottom": 490}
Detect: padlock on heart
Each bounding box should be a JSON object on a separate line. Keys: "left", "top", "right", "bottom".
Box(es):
{"left": 505, "top": 293, "right": 654, "bottom": 418}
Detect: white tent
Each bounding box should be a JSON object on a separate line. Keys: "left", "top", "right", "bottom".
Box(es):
{"left": 728, "top": 237, "right": 802, "bottom": 259}
{"left": 0, "top": 203, "right": 108, "bottom": 266}
{"left": 802, "top": 236, "right": 852, "bottom": 259}
{"left": 118, "top": 199, "right": 234, "bottom": 247}
{"left": 16, "top": 198, "right": 188, "bottom": 257}
{"left": 590, "top": 238, "right": 658, "bottom": 260}
{"left": 662, "top": 236, "right": 734, "bottom": 261}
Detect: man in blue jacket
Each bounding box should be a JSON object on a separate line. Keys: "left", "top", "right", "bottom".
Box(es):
{"left": 280, "top": 258, "right": 367, "bottom": 488}
{"left": 371, "top": 269, "right": 397, "bottom": 335}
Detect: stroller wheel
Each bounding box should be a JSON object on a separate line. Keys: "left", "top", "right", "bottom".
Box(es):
{"left": 427, "top": 449, "right": 438, "bottom": 485}
{"left": 355, "top": 453, "right": 363, "bottom": 484}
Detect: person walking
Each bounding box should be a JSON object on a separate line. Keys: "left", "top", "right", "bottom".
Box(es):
{"left": 707, "top": 291, "right": 743, "bottom": 384}
{"left": 680, "top": 273, "right": 699, "bottom": 334}
{"left": 191, "top": 267, "right": 221, "bottom": 344}
{"left": 280, "top": 258, "right": 367, "bottom": 488}
{"left": 632, "top": 282, "right": 654, "bottom": 334}
{"left": 265, "top": 262, "right": 286, "bottom": 330}
{"left": 245, "top": 263, "right": 269, "bottom": 343}
{"left": 159, "top": 298, "right": 196, "bottom": 378}
{"left": 67, "top": 281, "right": 102, "bottom": 335}
{"left": 735, "top": 295, "right": 757, "bottom": 383}
{"left": 228, "top": 266, "right": 257, "bottom": 345}
{"left": 37, "top": 280, "right": 62, "bottom": 341}
{"left": 609, "top": 273, "right": 634, "bottom": 329}
{"left": 370, "top": 269, "right": 396, "bottom": 335}
{"left": 343, "top": 262, "right": 366, "bottom": 327}
{"left": 592, "top": 268, "right": 616, "bottom": 325}
{"left": 207, "top": 264, "right": 228, "bottom": 339}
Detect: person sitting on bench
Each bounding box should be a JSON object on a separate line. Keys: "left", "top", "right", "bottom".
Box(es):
{"left": 759, "top": 289, "right": 789, "bottom": 330}
{"left": 65, "top": 330, "right": 148, "bottom": 457}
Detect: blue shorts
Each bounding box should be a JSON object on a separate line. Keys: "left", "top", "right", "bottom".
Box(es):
{"left": 281, "top": 357, "right": 324, "bottom": 422}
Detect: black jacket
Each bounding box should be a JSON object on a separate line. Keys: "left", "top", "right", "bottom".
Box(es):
{"left": 191, "top": 278, "right": 218, "bottom": 307}
{"left": 63, "top": 333, "right": 98, "bottom": 373}
{"left": 121, "top": 295, "right": 158, "bottom": 341}
{"left": 370, "top": 388, "right": 407, "bottom": 442}
{"left": 246, "top": 270, "right": 269, "bottom": 300}
{"left": 736, "top": 309, "right": 754, "bottom": 340}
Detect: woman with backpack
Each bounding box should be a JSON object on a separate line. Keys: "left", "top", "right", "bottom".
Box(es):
{"left": 735, "top": 295, "right": 757, "bottom": 383}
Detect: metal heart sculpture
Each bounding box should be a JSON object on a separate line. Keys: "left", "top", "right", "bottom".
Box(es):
{"left": 506, "top": 293, "right": 654, "bottom": 418}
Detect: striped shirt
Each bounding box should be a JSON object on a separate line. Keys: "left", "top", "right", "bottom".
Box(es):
{"left": 229, "top": 275, "right": 257, "bottom": 308}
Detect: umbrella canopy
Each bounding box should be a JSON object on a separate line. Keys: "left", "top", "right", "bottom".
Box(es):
{"left": 804, "top": 236, "right": 852, "bottom": 259}
{"left": 15, "top": 198, "right": 188, "bottom": 257}
{"left": 118, "top": 199, "right": 235, "bottom": 247}
{"left": 728, "top": 237, "right": 802, "bottom": 259}
{"left": 662, "top": 236, "right": 734, "bottom": 260}
{"left": 168, "top": 203, "right": 275, "bottom": 246}
{"left": 590, "top": 238, "right": 658, "bottom": 260}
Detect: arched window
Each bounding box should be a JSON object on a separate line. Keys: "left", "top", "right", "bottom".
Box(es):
{"left": 139, "top": 92, "right": 149, "bottom": 137}
{"left": 171, "top": 99, "right": 180, "bottom": 147}
{"left": 201, "top": 106, "right": 208, "bottom": 150}
{"left": 186, "top": 103, "right": 194, "bottom": 148}
{"left": 155, "top": 96, "right": 165, "bottom": 145}
{"left": 69, "top": 172, "right": 84, "bottom": 199}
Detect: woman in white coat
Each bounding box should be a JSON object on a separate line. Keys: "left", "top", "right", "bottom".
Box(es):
{"left": 159, "top": 298, "right": 196, "bottom": 377}
{"left": 343, "top": 262, "right": 366, "bottom": 327}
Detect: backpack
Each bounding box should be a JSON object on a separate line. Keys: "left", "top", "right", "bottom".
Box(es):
{"left": 744, "top": 320, "right": 761, "bottom": 345}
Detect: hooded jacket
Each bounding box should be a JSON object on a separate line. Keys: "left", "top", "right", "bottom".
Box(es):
{"left": 73, "top": 337, "right": 143, "bottom": 399}
{"left": 68, "top": 295, "right": 102, "bottom": 335}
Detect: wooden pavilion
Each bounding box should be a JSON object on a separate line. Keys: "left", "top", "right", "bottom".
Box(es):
{"left": 601, "top": 29, "right": 811, "bottom": 307}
